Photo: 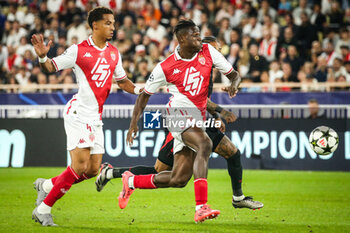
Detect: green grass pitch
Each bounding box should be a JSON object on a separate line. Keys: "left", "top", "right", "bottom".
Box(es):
{"left": 0, "top": 168, "right": 349, "bottom": 233}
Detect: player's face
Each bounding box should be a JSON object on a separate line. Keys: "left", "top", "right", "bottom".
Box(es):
{"left": 185, "top": 26, "right": 202, "bottom": 52}
{"left": 96, "top": 14, "right": 115, "bottom": 40}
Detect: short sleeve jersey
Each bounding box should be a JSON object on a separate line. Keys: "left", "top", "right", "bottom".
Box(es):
{"left": 52, "top": 36, "right": 127, "bottom": 122}
{"left": 144, "top": 43, "right": 233, "bottom": 117}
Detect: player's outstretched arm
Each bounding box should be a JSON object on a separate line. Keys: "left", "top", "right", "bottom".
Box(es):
{"left": 117, "top": 78, "right": 143, "bottom": 94}
{"left": 126, "top": 92, "right": 151, "bottom": 146}
{"left": 31, "top": 34, "right": 56, "bottom": 73}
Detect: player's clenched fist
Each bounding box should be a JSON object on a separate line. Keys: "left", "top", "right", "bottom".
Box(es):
{"left": 127, "top": 125, "right": 139, "bottom": 146}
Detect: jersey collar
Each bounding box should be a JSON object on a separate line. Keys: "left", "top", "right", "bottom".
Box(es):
{"left": 174, "top": 45, "right": 199, "bottom": 62}
{"left": 87, "top": 36, "right": 109, "bottom": 51}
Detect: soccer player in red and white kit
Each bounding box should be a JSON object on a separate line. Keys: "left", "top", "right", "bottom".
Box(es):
{"left": 30, "top": 7, "right": 142, "bottom": 226}
{"left": 122, "top": 20, "right": 241, "bottom": 223}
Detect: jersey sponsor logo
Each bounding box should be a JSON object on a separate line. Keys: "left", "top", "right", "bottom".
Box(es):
{"left": 172, "top": 68, "right": 181, "bottom": 75}
{"left": 91, "top": 57, "right": 111, "bottom": 88}
{"left": 183, "top": 67, "right": 204, "bottom": 96}
{"left": 79, "top": 138, "right": 86, "bottom": 144}
{"left": 83, "top": 52, "right": 93, "bottom": 58}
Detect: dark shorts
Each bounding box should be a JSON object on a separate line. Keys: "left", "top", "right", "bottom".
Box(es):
{"left": 158, "top": 126, "right": 225, "bottom": 167}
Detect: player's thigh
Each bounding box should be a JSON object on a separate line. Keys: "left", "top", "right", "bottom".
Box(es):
{"left": 214, "top": 135, "right": 238, "bottom": 159}
{"left": 154, "top": 159, "right": 172, "bottom": 173}
{"left": 181, "top": 127, "right": 212, "bottom": 152}
{"left": 171, "top": 147, "right": 196, "bottom": 183}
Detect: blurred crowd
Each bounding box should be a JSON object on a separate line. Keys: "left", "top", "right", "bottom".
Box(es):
{"left": 0, "top": 0, "right": 350, "bottom": 93}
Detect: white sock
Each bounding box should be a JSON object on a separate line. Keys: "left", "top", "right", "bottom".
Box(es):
{"left": 196, "top": 204, "right": 204, "bottom": 211}
{"left": 128, "top": 176, "right": 135, "bottom": 189}
{"left": 42, "top": 179, "right": 54, "bottom": 193}
{"left": 233, "top": 194, "right": 245, "bottom": 201}
{"left": 37, "top": 202, "right": 52, "bottom": 214}
{"left": 106, "top": 169, "right": 113, "bottom": 179}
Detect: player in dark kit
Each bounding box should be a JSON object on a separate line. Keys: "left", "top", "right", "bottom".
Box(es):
{"left": 96, "top": 35, "right": 263, "bottom": 219}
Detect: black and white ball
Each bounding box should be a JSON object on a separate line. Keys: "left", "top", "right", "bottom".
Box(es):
{"left": 309, "top": 126, "right": 339, "bottom": 155}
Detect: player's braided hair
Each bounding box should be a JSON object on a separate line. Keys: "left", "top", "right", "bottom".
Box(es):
{"left": 87, "top": 7, "right": 114, "bottom": 29}
{"left": 173, "top": 19, "right": 197, "bottom": 38}
{"left": 202, "top": 36, "right": 217, "bottom": 43}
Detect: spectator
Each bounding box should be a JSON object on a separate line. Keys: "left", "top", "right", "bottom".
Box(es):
{"left": 116, "top": 2, "right": 136, "bottom": 27}
{"left": 283, "top": 45, "right": 304, "bottom": 76}
{"left": 3, "top": 46, "right": 22, "bottom": 72}
{"left": 276, "top": 27, "right": 298, "bottom": 59}
{"left": 16, "top": 36, "right": 34, "bottom": 56}
{"left": 133, "top": 59, "right": 150, "bottom": 83}
{"left": 228, "top": 5, "right": 244, "bottom": 28}
{"left": 310, "top": 41, "right": 323, "bottom": 65}
{"left": 218, "top": 18, "right": 232, "bottom": 45}
{"left": 340, "top": 45, "right": 350, "bottom": 62}
{"left": 297, "top": 12, "right": 318, "bottom": 55}
{"left": 120, "top": 16, "right": 138, "bottom": 41}
{"left": 262, "top": 14, "right": 279, "bottom": 39}
{"left": 278, "top": 0, "right": 292, "bottom": 15}
{"left": 66, "top": 15, "right": 89, "bottom": 45}
{"left": 281, "top": 62, "right": 298, "bottom": 82}
{"left": 146, "top": 19, "right": 167, "bottom": 44}
{"left": 199, "top": 12, "right": 218, "bottom": 38}
{"left": 47, "top": 0, "right": 63, "bottom": 14}
{"left": 258, "top": 0, "right": 277, "bottom": 23}
{"left": 310, "top": 4, "right": 326, "bottom": 33}
{"left": 335, "top": 28, "right": 350, "bottom": 54}
{"left": 327, "top": 1, "right": 343, "bottom": 30}
{"left": 247, "top": 43, "right": 268, "bottom": 82}
{"left": 293, "top": 0, "right": 312, "bottom": 26}
{"left": 314, "top": 56, "right": 328, "bottom": 82}
{"left": 320, "top": 42, "right": 338, "bottom": 67}
{"left": 242, "top": 14, "right": 262, "bottom": 42}
{"left": 307, "top": 99, "right": 325, "bottom": 119}
{"left": 6, "top": 20, "right": 27, "bottom": 47}
{"left": 331, "top": 58, "right": 350, "bottom": 81}
{"left": 159, "top": 0, "right": 172, "bottom": 28}
{"left": 226, "top": 43, "right": 240, "bottom": 71}
{"left": 7, "top": 3, "right": 26, "bottom": 25}
{"left": 141, "top": 1, "right": 162, "bottom": 26}
{"left": 269, "top": 60, "right": 284, "bottom": 83}
{"left": 15, "top": 66, "right": 30, "bottom": 86}
{"left": 136, "top": 16, "right": 148, "bottom": 35}
{"left": 259, "top": 28, "right": 277, "bottom": 62}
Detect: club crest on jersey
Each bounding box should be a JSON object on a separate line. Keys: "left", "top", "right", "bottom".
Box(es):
{"left": 111, "top": 52, "right": 116, "bottom": 61}
{"left": 183, "top": 66, "right": 204, "bottom": 96}
{"left": 198, "top": 54, "right": 205, "bottom": 65}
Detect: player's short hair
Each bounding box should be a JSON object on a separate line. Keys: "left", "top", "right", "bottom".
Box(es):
{"left": 202, "top": 36, "right": 217, "bottom": 43}
{"left": 173, "top": 19, "right": 197, "bottom": 38}
{"left": 308, "top": 98, "right": 319, "bottom": 104}
{"left": 87, "top": 7, "right": 114, "bottom": 29}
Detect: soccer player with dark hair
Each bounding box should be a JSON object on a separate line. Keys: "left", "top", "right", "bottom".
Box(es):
{"left": 31, "top": 7, "right": 142, "bottom": 226}
{"left": 118, "top": 20, "right": 241, "bottom": 222}
{"left": 96, "top": 36, "right": 263, "bottom": 212}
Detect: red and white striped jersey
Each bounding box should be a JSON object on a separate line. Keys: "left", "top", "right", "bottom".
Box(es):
{"left": 52, "top": 36, "right": 126, "bottom": 123}
{"left": 144, "top": 43, "right": 233, "bottom": 118}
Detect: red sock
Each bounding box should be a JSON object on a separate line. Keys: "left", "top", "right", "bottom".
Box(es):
{"left": 52, "top": 173, "right": 89, "bottom": 185}
{"left": 194, "top": 178, "right": 207, "bottom": 206}
{"left": 133, "top": 174, "right": 157, "bottom": 189}
{"left": 43, "top": 166, "right": 80, "bottom": 207}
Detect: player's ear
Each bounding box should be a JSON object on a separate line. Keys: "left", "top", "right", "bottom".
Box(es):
{"left": 92, "top": 21, "right": 98, "bottom": 31}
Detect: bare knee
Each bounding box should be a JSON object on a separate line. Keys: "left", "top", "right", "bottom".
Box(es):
{"left": 84, "top": 166, "right": 99, "bottom": 177}
{"left": 198, "top": 137, "right": 212, "bottom": 154}
{"left": 71, "top": 161, "right": 89, "bottom": 176}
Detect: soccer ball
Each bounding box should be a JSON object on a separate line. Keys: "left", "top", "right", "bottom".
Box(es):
{"left": 309, "top": 126, "right": 339, "bottom": 155}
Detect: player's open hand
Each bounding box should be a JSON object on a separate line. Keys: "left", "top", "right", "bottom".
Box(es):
{"left": 31, "top": 34, "right": 52, "bottom": 58}
{"left": 126, "top": 125, "right": 139, "bottom": 146}
{"left": 220, "top": 109, "right": 237, "bottom": 123}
